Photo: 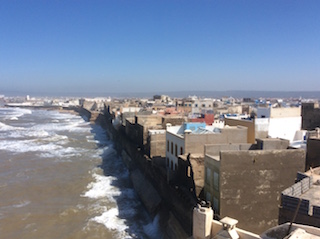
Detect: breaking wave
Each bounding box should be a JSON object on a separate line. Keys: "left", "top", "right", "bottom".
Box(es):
{"left": 0, "top": 107, "right": 162, "bottom": 238}
{"left": 0, "top": 108, "right": 32, "bottom": 120}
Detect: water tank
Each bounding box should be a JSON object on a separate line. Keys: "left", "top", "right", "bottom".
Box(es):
{"left": 193, "top": 204, "right": 213, "bottom": 239}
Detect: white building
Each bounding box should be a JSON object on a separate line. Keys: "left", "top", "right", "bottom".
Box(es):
{"left": 255, "top": 106, "right": 303, "bottom": 142}
{"left": 192, "top": 98, "right": 214, "bottom": 114}
{"left": 165, "top": 122, "right": 248, "bottom": 178}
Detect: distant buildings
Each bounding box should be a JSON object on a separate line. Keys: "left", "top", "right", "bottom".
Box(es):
{"left": 70, "top": 95, "right": 320, "bottom": 236}
{"left": 225, "top": 106, "right": 304, "bottom": 143}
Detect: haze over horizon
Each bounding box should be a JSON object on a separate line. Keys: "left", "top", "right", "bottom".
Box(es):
{"left": 1, "top": 1, "right": 319, "bottom": 95}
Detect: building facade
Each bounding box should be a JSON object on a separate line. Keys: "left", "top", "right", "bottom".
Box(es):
{"left": 165, "top": 122, "right": 248, "bottom": 179}
{"left": 301, "top": 102, "right": 320, "bottom": 130}
{"left": 204, "top": 138, "right": 305, "bottom": 234}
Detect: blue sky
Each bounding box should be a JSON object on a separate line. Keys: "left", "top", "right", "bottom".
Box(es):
{"left": 0, "top": 1, "right": 319, "bottom": 96}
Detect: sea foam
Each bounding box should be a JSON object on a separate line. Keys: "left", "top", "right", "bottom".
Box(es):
{"left": 1, "top": 108, "right": 32, "bottom": 120}
{"left": 143, "top": 214, "right": 162, "bottom": 239}
{"left": 91, "top": 207, "right": 128, "bottom": 232}
{"left": 12, "top": 200, "right": 31, "bottom": 208}
{"left": 82, "top": 173, "right": 121, "bottom": 201}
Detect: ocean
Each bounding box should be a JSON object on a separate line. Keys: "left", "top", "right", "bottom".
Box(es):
{"left": 0, "top": 107, "right": 161, "bottom": 239}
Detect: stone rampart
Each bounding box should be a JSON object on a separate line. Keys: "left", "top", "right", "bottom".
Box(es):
{"left": 87, "top": 107, "right": 191, "bottom": 238}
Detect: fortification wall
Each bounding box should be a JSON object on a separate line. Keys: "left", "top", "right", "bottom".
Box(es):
{"left": 91, "top": 109, "right": 192, "bottom": 238}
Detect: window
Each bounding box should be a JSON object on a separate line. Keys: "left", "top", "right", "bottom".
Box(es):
{"left": 167, "top": 140, "right": 169, "bottom": 152}
{"left": 180, "top": 147, "right": 183, "bottom": 155}
{"left": 171, "top": 142, "right": 173, "bottom": 154}
{"left": 202, "top": 104, "right": 205, "bottom": 107}
{"left": 206, "top": 167, "right": 211, "bottom": 185}
{"left": 206, "top": 191, "right": 211, "bottom": 202}
{"left": 167, "top": 157, "right": 169, "bottom": 167}
{"left": 170, "top": 160, "right": 173, "bottom": 170}
{"left": 175, "top": 163, "right": 178, "bottom": 171}
{"left": 213, "top": 196, "right": 219, "bottom": 212}
{"left": 175, "top": 144, "right": 177, "bottom": 157}
{"left": 213, "top": 171, "right": 219, "bottom": 190}
{"left": 195, "top": 104, "right": 198, "bottom": 107}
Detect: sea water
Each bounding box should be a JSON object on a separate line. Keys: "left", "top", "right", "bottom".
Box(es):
{"left": 0, "top": 107, "right": 161, "bottom": 239}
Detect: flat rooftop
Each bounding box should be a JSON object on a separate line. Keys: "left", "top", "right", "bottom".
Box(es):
{"left": 304, "top": 169, "right": 320, "bottom": 208}
{"left": 262, "top": 224, "right": 320, "bottom": 239}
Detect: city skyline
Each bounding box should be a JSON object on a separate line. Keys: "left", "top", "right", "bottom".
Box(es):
{"left": 1, "top": 1, "right": 320, "bottom": 95}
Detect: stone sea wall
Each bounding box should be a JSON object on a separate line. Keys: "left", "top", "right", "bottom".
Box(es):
{"left": 78, "top": 107, "right": 191, "bottom": 238}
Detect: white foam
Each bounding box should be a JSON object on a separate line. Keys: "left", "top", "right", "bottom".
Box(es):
{"left": 22, "top": 129, "right": 50, "bottom": 138}
{"left": 39, "top": 146, "right": 84, "bottom": 158}
{"left": 82, "top": 173, "right": 120, "bottom": 201}
{"left": 10, "top": 108, "right": 32, "bottom": 118}
{"left": 91, "top": 207, "right": 128, "bottom": 232}
{"left": 0, "top": 139, "right": 82, "bottom": 158}
{"left": 30, "top": 121, "right": 91, "bottom": 134}
{"left": 43, "top": 134, "right": 69, "bottom": 143}
{"left": 143, "top": 214, "right": 162, "bottom": 238}
{"left": 0, "top": 122, "right": 23, "bottom": 132}
{"left": 87, "top": 139, "right": 100, "bottom": 144}
{"left": 49, "top": 111, "right": 77, "bottom": 120}
{"left": 0, "top": 108, "right": 32, "bottom": 120}
{"left": 0, "top": 140, "right": 43, "bottom": 153}
{"left": 86, "top": 135, "right": 101, "bottom": 144}
{"left": 12, "top": 200, "right": 31, "bottom": 208}
{"left": 91, "top": 145, "right": 114, "bottom": 160}
{"left": 0, "top": 121, "right": 52, "bottom": 140}
{"left": 0, "top": 128, "right": 51, "bottom": 139}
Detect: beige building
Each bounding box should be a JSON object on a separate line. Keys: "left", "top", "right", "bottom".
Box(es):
{"left": 224, "top": 118, "right": 255, "bottom": 144}
{"left": 204, "top": 138, "right": 305, "bottom": 234}
{"left": 166, "top": 122, "right": 248, "bottom": 180}
{"left": 125, "top": 114, "right": 187, "bottom": 157}
{"left": 225, "top": 107, "right": 303, "bottom": 143}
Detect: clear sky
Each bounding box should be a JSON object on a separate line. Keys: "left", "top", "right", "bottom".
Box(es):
{"left": 0, "top": 0, "right": 319, "bottom": 96}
